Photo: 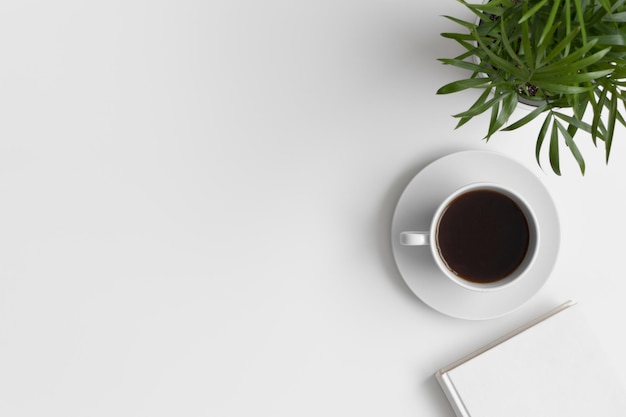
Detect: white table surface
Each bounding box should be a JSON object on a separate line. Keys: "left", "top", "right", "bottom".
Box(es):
{"left": 1, "top": 1, "right": 625, "bottom": 415}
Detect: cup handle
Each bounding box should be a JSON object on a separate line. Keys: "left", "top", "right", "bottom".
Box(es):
{"left": 400, "top": 231, "right": 429, "bottom": 246}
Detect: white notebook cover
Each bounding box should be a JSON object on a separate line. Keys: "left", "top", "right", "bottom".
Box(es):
{"left": 436, "top": 300, "right": 626, "bottom": 417}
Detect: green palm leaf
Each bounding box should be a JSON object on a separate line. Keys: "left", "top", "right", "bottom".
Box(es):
{"left": 549, "top": 120, "right": 561, "bottom": 175}
{"left": 555, "top": 119, "right": 585, "bottom": 174}
{"left": 437, "top": 78, "right": 492, "bottom": 94}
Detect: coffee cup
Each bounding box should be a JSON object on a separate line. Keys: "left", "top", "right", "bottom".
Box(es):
{"left": 400, "top": 182, "right": 539, "bottom": 291}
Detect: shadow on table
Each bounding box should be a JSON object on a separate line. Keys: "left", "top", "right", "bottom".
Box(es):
{"left": 421, "top": 373, "right": 457, "bottom": 417}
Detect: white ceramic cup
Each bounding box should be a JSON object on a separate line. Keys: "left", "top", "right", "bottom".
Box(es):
{"left": 400, "top": 182, "right": 539, "bottom": 291}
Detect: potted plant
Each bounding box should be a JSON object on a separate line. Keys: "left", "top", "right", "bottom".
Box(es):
{"left": 437, "top": 0, "right": 626, "bottom": 175}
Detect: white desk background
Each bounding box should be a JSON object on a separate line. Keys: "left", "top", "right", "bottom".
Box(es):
{"left": 1, "top": 1, "right": 624, "bottom": 416}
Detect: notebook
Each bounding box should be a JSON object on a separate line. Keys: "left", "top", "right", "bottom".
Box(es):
{"left": 435, "top": 300, "right": 626, "bottom": 417}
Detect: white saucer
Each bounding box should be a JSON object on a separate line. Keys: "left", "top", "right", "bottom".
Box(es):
{"left": 391, "top": 150, "right": 560, "bottom": 320}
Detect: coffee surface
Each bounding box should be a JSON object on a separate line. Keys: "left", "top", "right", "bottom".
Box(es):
{"left": 436, "top": 190, "right": 530, "bottom": 283}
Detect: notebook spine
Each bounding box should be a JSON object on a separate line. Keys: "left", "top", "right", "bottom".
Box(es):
{"left": 435, "top": 371, "right": 470, "bottom": 417}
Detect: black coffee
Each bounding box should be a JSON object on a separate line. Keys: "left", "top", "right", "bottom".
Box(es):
{"left": 436, "top": 190, "right": 530, "bottom": 284}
